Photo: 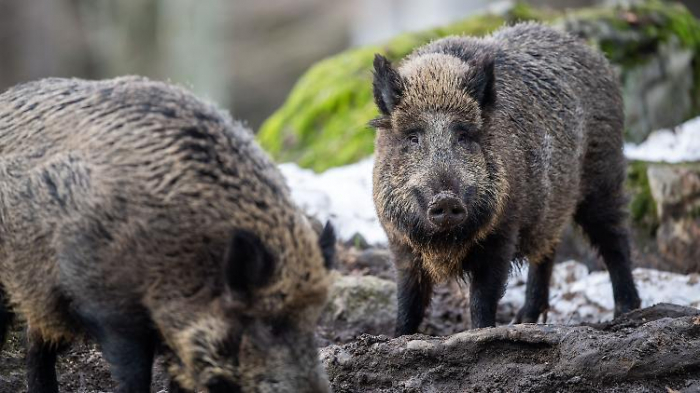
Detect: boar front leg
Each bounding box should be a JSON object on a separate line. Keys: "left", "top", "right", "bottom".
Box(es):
{"left": 393, "top": 244, "right": 433, "bottom": 337}
{"left": 515, "top": 252, "right": 555, "bottom": 324}
{"left": 78, "top": 307, "right": 156, "bottom": 393}
{"left": 465, "top": 232, "right": 513, "bottom": 329}
{"left": 26, "top": 328, "right": 60, "bottom": 393}
{"left": 0, "top": 285, "right": 13, "bottom": 351}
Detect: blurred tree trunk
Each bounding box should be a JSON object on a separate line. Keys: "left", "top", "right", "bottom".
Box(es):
{"left": 75, "top": 0, "right": 231, "bottom": 108}
{"left": 75, "top": 0, "right": 160, "bottom": 78}
{"left": 156, "top": 0, "right": 231, "bottom": 108}
{"left": 0, "top": 0, "right": 92, "bottom": 90}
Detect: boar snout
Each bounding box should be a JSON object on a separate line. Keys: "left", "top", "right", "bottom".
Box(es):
{"left": 427, "top": 192, "right": 466, "bottom": 229}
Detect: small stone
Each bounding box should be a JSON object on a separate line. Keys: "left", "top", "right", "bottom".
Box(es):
{"left": 320, "top": 273, "right": 397, "bottom": 337}
{"left": 344, "top": 232, "right": 370, "bottom": 250}
{"left": 406, "top": 340, "right": 434, "bottom": 351}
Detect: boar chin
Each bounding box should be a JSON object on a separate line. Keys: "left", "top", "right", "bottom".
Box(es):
{"left": 400, "top": 196, "right": 494, "bottom": 249}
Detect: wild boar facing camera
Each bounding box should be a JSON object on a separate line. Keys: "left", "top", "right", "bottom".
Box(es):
{"left": 371, "top": 23, "right": 641, "bottom": 335}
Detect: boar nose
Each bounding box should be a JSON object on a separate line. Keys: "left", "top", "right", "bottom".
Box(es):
{"left": 427, "top": 193, "right": 466, "bottom": 229}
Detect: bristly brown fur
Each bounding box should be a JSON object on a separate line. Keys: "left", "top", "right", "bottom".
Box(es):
{"left": 0, "top": 76, "right": 333, "bottom": 392}
{"left": 372, "top": 22, "right": 641, "bottom": 334}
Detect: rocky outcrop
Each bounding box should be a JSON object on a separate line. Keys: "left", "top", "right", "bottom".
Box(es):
{"left": 258, "top": 0, "right": 700, "bottom": 172}
{"left": 321, "top": 304, "right": 700, "bottom": 393}
{"left": 557, "top": 160, "right": 700, "bottom": 274}
{"left": 648, "top": 163, "right": 700, "bottom": 273}
{"left": 3, "top": 246, "right": 699, "bottom": 392}
{"left": 319, "top": 273, "right": 397, "bottom": 344}
{"left": 558, "top": 4, "right": 700, "bottom": 143}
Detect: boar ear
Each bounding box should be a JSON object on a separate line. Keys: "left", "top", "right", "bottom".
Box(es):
{"left": 318, "top": 221, "right": 336, "bottom": 270}
{"left": 224, "top": 230, "right": 275, "bottom": 294}
{"left": 373, "top": 54, "right": 404, "bottom": 116}
{"left": 470, "top": 54, "right": 496, "bottom": 110}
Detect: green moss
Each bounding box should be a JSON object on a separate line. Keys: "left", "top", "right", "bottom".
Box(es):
{"left": 259, "top": 0, "right": 700, "bottom": 172}
{"left": 689, "top": 205, "right": 700, "bottom": 219}
{"left": 258, "top": 10, "right": 513, "bottom": 172}
{"left": 507, "top": 2, "right": 555, "bottom": 23}
{"left": 595, "top": 1, "right": 700, "bottom": 118}
{"left": 570, "top": 1, "right": 700, "bottom": 69}
{"left": 626, "top": 160, "right": 658, "bottom": 234}
{"left": 661, "top": 3, "right": 700, "bottom": 119}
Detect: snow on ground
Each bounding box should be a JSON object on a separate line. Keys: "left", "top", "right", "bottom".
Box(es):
{"left": 624, "top": 116, "right": 700, "bottom": 163}
{"left": 503, "top": 261, "right": 700, "bottom": 323}
{"left": 281, "top": 116, "right": 700, "bottom": 243}
{"left": 279, "top": 117, "right": 700, "bottom": 323}
{"left": 279, "top": 158, "right": 388, "bottom": 244}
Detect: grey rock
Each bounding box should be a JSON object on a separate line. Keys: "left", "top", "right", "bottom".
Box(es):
{"left": 621, "top": 39, "right": 695, "bottom": 143}
{"left": 320, "top": 273, "right": 397, "bottom": 341}
{"left": 646, "top": 164, "right": 700, "bottom": 273}
{"left": 656, "top": 218, "right": 700, "bottom": 273}
{"left": 321, "top": 304, "right": 700, "bottom": 393}
{"left": 560, "top": 16, "right": 697, "bottom": 143}
{"left": 648, "top": 164, "right": 700, "bottom": 220}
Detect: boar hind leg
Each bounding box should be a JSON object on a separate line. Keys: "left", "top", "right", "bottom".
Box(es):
{"left": 575, "top": 191, "right": 641, "bottom": 317}
{"left": 514, "top": 253, "right": 554, "bottom": 324}
{"left": 26, "top": 329, "right": 60, "bottom": 393}
{"left": 79, "top": 309, "right": 156, "bottom": 393}
{"left": 0, "top": 285, "right": 13, "bottom": 351}
{"left": 394, "top": 247, "right": 433, "bottom": 337}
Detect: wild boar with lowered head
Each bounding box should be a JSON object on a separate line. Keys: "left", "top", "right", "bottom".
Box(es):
{"left": 0, "top": 76, "right": 335, "bottom": 393}
{"left": 371, "top": 23, "right": 641, "bottom": 335}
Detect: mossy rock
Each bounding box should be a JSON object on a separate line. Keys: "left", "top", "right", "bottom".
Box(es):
{"left": 558, "top": 1, "right": 700, "bottom": 142}
{"left": 259, "top": 0, "right": 700, "bottom": 172}
{"left": 625, "top": 159, "right": 700, "bottom": 231}
{"left": 626, "top": 160, "right": 659, "bottom": 234}
{"left": 257, "top": 12, "right": 512, "bottom": 171}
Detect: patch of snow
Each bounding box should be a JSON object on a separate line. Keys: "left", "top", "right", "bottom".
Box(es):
{"left": 279, "top": 158, "right": 387, "bottom": 244}
{"left": 280, "top": 116, "right": 700, "bottom": 243}
{"left": 503, "top": 261, "right": 700, "bottom": 324}
{"left": 624, "top": 116, "right": 700, "bottom": 163}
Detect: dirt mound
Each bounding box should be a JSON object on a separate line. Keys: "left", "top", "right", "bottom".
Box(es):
{"left": 321, "top": 304, "right": 700, "bottom": 393}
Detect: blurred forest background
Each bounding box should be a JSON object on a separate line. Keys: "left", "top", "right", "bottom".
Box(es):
{"left": 1, "top": 0, "right": 697, "bottom": 130}
{"left": 2, "top": 0, "right": 700, "bottom": 275}
{"left": 2, "top": 3, "right": 700, "bottom": 390}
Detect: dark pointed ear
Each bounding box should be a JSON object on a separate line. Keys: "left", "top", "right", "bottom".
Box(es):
{"left": 318, "top": 221, "right": 336, "bottom": 270}
{"left": 470, "top": 54, "right": 496, "bottom": 110}
{"left": 372, "top": 54, "right": 404, "bottom": 116}
{"left": 224, "top": 230, "right": 275, "bottom": 295}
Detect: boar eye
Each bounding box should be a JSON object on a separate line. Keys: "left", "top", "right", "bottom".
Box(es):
{"left": 454, "top": 123, "right": 477, "bottom": 143}
{"left": 405, "top": 130, "right": 421, "bottom": 145}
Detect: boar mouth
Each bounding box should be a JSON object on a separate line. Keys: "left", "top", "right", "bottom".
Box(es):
{"left": 401, "top": 185, "right": 489, "bottom": 247}
{"left": 427, "top": 192, "right": 467, "bottom": 229}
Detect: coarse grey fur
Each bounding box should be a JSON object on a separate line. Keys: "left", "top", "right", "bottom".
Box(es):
{"left": 0, "top": 76, "right": 335, "bottom": 393}
{"left": 371, "top": 23, "right": 641, "bottom": 334}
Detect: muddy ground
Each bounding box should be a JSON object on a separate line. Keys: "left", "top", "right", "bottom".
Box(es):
{"left": 0, "top": 243, "right": 472, "bottom": 392}
{"left": 322, "top": 304, "right": 700, "bottom": 393}
{"left": 1, "top": 243, "right": 699, "bottom": 392}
